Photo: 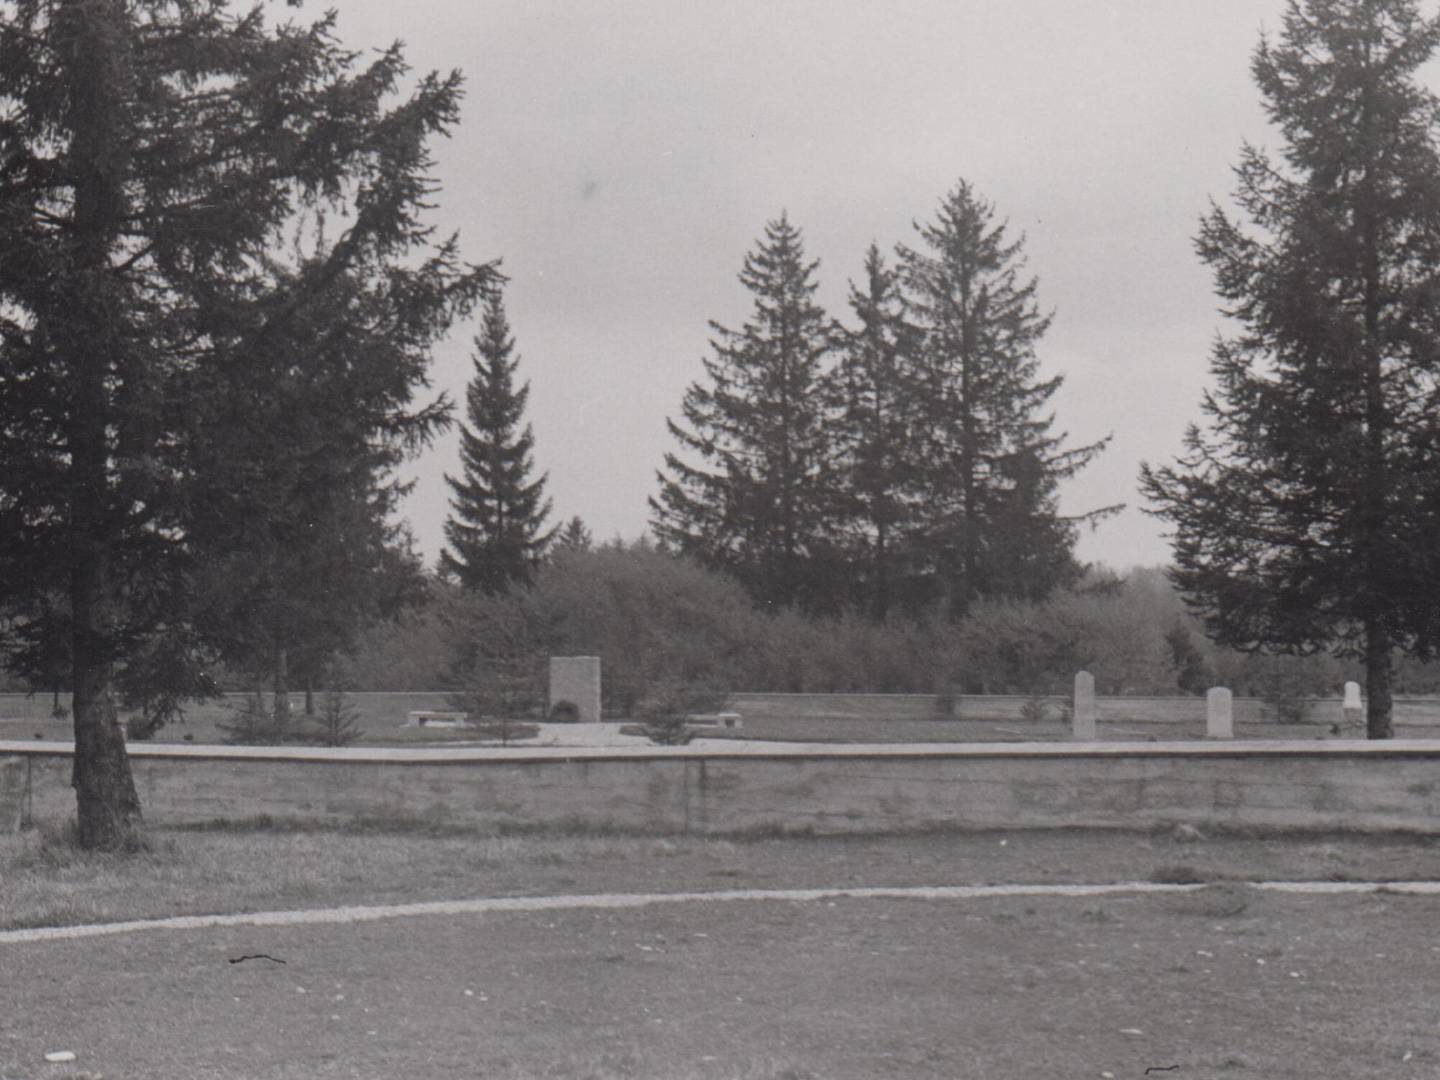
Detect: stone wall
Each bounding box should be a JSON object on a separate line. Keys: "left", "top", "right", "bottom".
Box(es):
{"left": 5, "top": 740, "right": 1440, "bottom": 836}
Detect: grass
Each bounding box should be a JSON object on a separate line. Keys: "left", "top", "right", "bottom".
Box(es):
{"left": 4, "top": 820, "right": 1440, "bottom": 934}
{"left": 7, "top": 689, "right": 1440, "bottom": 747}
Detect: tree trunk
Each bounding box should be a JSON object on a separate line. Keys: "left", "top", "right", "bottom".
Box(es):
{"left": 272, "top": 644, "right": 292, "bottom": 728}
{"left": 70, "top": 622, "right": 141, "bottom": 850}
{"left": 872, "top": 520, "right": 890, "bottom": 623}
{"left": 1364, "top": 621, "right": 1393, "bottom": 740}
{"left": 304, "top": 677, "right": 315, "bottom": 718}
{"left": 70, "top": 494, "right": 141, "bottom": 848}
{"left": 63, "top": 0, "right": 142, "bottom": 850}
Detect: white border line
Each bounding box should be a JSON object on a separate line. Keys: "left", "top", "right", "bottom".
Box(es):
{"left": 5, "top": 880, "right": 1438, "bottom": 946}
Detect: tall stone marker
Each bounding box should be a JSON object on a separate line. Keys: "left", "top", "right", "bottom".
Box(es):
{"left": 1072, "top": 670, "right": 1097, "bottom": 741}
{"left": 1343, "top": 681, "right": 1363, "bottom": 733}
{"left": 1206, "top": 687, "right": 1233, "bottom": 739}
{"left": 549, "top": 656, "right": 602, "bottom": 723}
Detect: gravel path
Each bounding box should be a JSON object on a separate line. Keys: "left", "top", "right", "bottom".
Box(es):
{"left": 7, "top": 878, "right": 1440, "bottom": 947}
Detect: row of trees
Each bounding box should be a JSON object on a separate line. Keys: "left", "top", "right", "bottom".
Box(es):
{"left": 653, "top": 189, "right": 1117, "bottom": 620}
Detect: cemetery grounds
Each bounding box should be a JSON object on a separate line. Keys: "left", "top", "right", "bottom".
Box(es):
{"left": 4, "top": 692, "right": 1440, "bottom": 1078}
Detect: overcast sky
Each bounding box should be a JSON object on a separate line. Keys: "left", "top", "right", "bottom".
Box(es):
{"left": 325, "top": 0, "right": 1294, "bottom": 573}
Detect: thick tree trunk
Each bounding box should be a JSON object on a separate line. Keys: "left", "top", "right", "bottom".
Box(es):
{"left": 70, "top": 486, "right": 141, "bottom": 848}
{"left": 70, "top": 617, "right": 141, "bottom": 850}
{"left": 1363, "top": 622, "right": 1393, "bottom": 740}
{"left": 63, "top": 0, "right": 142, "bottom": 850}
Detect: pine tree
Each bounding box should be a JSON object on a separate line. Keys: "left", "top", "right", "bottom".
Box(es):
{"left": 0, "top": 1, "right": 490, "bottom": 846}
{"left": 443, "top": 286, "right": 556, "bottom": 593}
{"left": 555, "top": 516, "right": 594, "bottom": 554}
{"left": 898, "top": 180, "right": 1115, "bottom": 618}
{"left": 651, "top": 214, "right": 841, "bottom": 611}
{"left": 1141, "top": 0, "right": 1440, "bottom": 739}
{"left": 831, "top": 244, "right": 927, "bottom": 620}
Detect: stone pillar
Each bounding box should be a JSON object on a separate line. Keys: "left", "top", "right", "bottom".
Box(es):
{"left": 548, "top": 656, "right": 602, "bottom": 722}
{"left": 1206, "top": 687, "right": 1233, "bottom": 739}
{"left": 1072, "top": 671, "right": 1097, "bottom": 741}
{"left": 1343, "top": 681, "right": 1363, "bottom": 732}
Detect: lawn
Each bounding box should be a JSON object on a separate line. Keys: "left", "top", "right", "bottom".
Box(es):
{"left": 4, "top": 821, "right": 1440, "bottom": 933}
{"left": 2, "top": 825, "right": 1439, "bottom": 1079}
{"left": 6, "top": 690, "right": 1440, "bottom": 745}
{"left": 0, "top": 692, "right": 483, "bottom": 747}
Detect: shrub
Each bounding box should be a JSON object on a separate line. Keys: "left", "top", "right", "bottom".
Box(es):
{"left": 315, "top": 688, "right": 365, "bottom": 746}
{"left": 1259, "top": 660, "right": 1321, "bottom": 724}
{"left": 635, "top": 683, "right": 729, "bottom": 746}
{"left": 470, "top": 719, "right": 539, "bottom": 746}
{"left": 1019, "top": 692, "right": 1053, "bottom": 723}
{"left": 217, "top": 693, "right": 295, "bottom": 745}
{"left": 548, "top": 699, "right": 580, "bottom": 723}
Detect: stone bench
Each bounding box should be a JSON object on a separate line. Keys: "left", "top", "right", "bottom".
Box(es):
{"left": 685, "top": 712, "right": 744, "bottom": 730}
{"left": 404, "top": 711, "right": 471, "bottom": 729}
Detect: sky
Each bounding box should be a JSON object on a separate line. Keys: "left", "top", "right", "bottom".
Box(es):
{"left": 319, "top": 0, "right": 1296, "bottom": 573}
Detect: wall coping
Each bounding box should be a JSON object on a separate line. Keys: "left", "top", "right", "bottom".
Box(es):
{"left": 5, "top": 738, "right": 1440, "bottom": 765}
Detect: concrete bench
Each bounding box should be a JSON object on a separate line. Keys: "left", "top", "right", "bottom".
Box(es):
{"left": 404, "top": 711, "right": 471, "bottom": 729}
{"left": 685, "top": 712, "right": 743, "bottom": 730}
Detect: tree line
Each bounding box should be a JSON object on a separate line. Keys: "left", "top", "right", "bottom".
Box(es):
{"left": 652, "top": 190, "right": 1117, "bottom": 621}
{"left": 343, "top": 542, "right": 1440, "bottom": 713}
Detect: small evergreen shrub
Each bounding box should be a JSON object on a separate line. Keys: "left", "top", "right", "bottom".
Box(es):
{"left": 635, "top": 683, "right": 729, "bottom": 746}
{"left": 217, "top": 694, "right": 296, "bottom": 745}
{"left": 1020, "top": 692, "right": 1053, "bottom": 723}
{"left": 1261, "top": 665, "right": 1317, "bottom": 725}
{"left": 316, "top": 688, "right": 365, "bottom": 746}
{"left": 548, "top": 699, "right": 580, "bottom": 723}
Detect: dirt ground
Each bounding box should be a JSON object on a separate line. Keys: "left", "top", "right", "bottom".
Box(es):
{"left": 4, "top": 826, "right": 1440, "bottom": 1079}
{"left": 3, "top": 885, "right": 1438, "bottom": 1079}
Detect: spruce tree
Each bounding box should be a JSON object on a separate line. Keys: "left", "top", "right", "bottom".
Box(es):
{"left": 187, "top": 253, "right": 452, "bottom": 729}
{"left": 1141, "top": 0, "right": 1440, "bottom": 738}
{"left": 443, "top": 286, "right": 556, "bottom": 593}
{"left": 0, "top": 1, "right": 490, "bottom": 846}
{"left": 651, "top": 214, "right": 841, "bottom": 611}
{"left": 831, "top": 244, "right": 927, "bottom": 620}
{"left": 899, "top": 180, "right": 1115, "bottom": 618}
{"left": 555, "top": 516, "right": 594, "bottom": 554}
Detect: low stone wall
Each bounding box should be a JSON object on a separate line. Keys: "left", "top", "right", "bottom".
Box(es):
{"left": 5, "top": 740, "right": 1440, "bottom": 836}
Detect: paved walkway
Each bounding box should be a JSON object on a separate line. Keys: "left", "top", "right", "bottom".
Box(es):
{"left": 6, "top": 879, "right": 1439, "bottom": 947}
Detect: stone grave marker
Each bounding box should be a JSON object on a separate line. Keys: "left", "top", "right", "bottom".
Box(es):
{"left": 1206, "top": 686, "right": 1233, "bottom": 739}
{"left": 1342, "top": 681, "right": 1363, "bottom": 733}
{"left": 549, "top": 656, "right": 602, "bottom": 723}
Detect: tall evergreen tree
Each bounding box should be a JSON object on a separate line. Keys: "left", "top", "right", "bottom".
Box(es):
{"left": 899, "top": 180, "right": 1114, "bottom": 618}
{"left": 831, "top": 244, "right": 927, "bottom": 620}
{"left": 0, "top": 0, "right": 490, "bottom": 846}
{"left": 554, "top": 515, "right": 594, "bottom": 554}
{"left": 651, "top": 214, "right": 840, "bottom": 610}
{"left": 1141, "top": 0, "right": 1440, "bottom": 738}
{"left": 442, "top": 285, "right": 555, "bottom": 593}
{"left": 185, "top": 260, "right": 441, "bottom": 727}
